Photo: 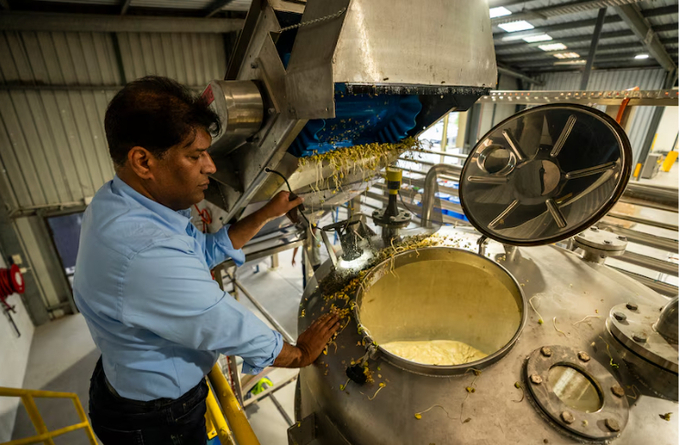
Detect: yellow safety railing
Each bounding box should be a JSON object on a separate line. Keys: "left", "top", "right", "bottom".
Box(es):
{"left": 208, "top": 363, "right": 261, "bottom": 445}
{"left": 0, "top": 387, "right": 97, "bottom": 445}
{"left": 205, "top": 381, "right": 235, "bottom": 445}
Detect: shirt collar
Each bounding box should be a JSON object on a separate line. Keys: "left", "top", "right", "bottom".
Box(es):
{"left": 112, "top": 175, "right": 192, "bottom": 230}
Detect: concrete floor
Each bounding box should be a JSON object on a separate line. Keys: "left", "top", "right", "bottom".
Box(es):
{"left": 12, "top": 247, "right": 310, "bottom": 445}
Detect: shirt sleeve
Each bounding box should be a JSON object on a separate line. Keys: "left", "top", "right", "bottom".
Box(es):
{"left": 121, "top": 238, "right": 282, "bottom": 374}
{"left": 190, "top": 224, "right": 246, "bottom": 269}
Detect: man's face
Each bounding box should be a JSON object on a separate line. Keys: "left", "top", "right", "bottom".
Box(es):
{"left": 147, "top": 128, "right": 217, "bottom": 210}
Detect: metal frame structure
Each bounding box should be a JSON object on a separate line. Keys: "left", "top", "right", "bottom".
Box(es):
{"left": 0, "top": 387, "right": 97, "bottom": 445}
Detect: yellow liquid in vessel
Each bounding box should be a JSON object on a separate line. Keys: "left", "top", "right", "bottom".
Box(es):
{"left": 381, "top": 340, "right": 487, "bottom": 365}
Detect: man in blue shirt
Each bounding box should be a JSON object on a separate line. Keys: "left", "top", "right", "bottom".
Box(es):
{"left": 74, "top": 76, "right": 340, "bottom": 444}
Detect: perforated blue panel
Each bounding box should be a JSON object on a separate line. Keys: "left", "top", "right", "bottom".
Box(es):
{"left": 289, "top": 84, "right": 422, "bottom": 157}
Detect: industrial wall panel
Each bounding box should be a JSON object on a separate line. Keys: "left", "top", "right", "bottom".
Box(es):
{"left": 117, "top": 32, "right": 225, "bottom": 86}
{"left": 0, "top": 30, "right": 227, "bottom": 210}
{"left": 530, "top": 68, "right": 668, "bottom": 162}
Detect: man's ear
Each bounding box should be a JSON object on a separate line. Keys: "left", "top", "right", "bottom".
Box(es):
{"left": 127, "top": 146, "right": 156, "bottom": 180}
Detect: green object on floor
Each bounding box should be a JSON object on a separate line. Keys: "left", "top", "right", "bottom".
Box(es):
{"left": 251, "top": 377, "right": 274, "bottom": 395}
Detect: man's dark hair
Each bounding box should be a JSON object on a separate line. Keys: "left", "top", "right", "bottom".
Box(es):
{"left": 105, "top": 76, "right": 220, "bottom": 167}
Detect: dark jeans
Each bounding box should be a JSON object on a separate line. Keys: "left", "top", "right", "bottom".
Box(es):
{"left": 89, "top": 357, "right": 208, "bottom": 445}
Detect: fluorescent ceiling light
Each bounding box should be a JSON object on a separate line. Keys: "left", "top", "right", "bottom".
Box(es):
{"left": 498, "top": 21, "right": 534, "bottom": 32}
{"left": 539, "top": 43, "right": 567, "bottom": 51}
{"left": 553, "top": 52, "right": 581, "bottom": 59}
{"left": 554, "top": 60, "right": 587, "bottom": 65}
{"left": 635, "top": 54, "right": 650, "bottom": 59}
{"left": 523, "top": 34, "right": 552, "bottom": 43}
{"left": 490, "top": 7, "right": 512, "bottom": 18}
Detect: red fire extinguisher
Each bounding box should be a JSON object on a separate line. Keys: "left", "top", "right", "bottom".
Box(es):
{"left": 1, "top": 264, "right": 25, "bottom": 337}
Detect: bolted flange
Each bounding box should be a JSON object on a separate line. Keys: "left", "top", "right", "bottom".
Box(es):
{"left": 633, "top": 332, "right": 648, "bottom": 343}
{"left": 611, "top": 385, "right": 625, "bottom": 398}
{"left": 605, "top": 418, "right": 621, "bottom": 432}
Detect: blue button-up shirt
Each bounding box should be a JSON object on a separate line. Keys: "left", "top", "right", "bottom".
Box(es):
{"left": 73, "top": 176, "right": 283, "bottom": 401}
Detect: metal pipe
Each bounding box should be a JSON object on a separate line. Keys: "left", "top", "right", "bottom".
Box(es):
{"left": 597, "top": 224, "right": 679, "bottom": 253}
{"left": 407, "top": 148, "right": 468, "bottom": 159}
{"left": 243, "top": 375, "right": 298, "bottom": 407}
{"left": 621, "top": 183, "right": 679, "bottom": 212}
{"left": 208, "top": 364, "right": 261, "bottom": 445}
{"left": 269, "top": 393, "right": 294, "bottom": 426}
{"left": 607, "top": 212, "right": 678, "bottom": 232}
{"left": 233, "top": 280, "right": 296, "bottom": 344}
{"left": 611, "top": 267, "right": 679, "bottom": 297}
{"left": 421, "top": 164, "right": 463, "bottom": 227}
{"left": 616, "top": 251, "right": 679, "bottom": 276}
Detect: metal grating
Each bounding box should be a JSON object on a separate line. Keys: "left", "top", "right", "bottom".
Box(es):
{"left": 0, "top": 30, "right": 227, "bottom": 210}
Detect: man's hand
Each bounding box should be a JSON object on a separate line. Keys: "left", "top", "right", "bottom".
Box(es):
{"left": 262, "top": 191, "right": 304, "bottom": 220}
{"left": 228, "top": 191, "right": 304, "bottom": 249}
{"left": 273, "top": 313, "right": 341, "bottom": 368}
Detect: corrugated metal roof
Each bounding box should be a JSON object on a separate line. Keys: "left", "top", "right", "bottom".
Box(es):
{"left": 530, "top": 68, "right": 668, "bottom": 162}
{"left": 0, "top": 30, "right": 227, "bottom": 210}
{"left": 493, "top": 0, "right": 678, "bottom": 71}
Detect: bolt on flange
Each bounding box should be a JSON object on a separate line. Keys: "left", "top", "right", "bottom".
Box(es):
{"left": 530, "top": 374, "right": 543, "bottom": 385}
{"left": 633, "top": 332, "right": 648, "bottom": 343}
{"left": 605, "top": 418, "right": 621, "bottom": 432}
{"left": 611, "top": 385, "right": 625, "bottom": 398}
{"left": 561, "top": 411, "right": 575, "bottom": 424}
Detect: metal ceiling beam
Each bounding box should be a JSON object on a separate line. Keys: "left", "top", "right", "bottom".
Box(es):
{"left": 120, "top": 0, "right": 132, "bottom": 15}
{"left": 496, "top": 64, "right": 545, "bottom": 86}
{"left": 493, "top": 5, "right": 676, "bottom": 41}
{"left": 517, "top": 51, "right": 678, "bottom": 68}
{"left": 496, "top": 33, "right": 678, "bottom": 58}
{"left": 488, "top": 0, "right": 532, "bottom": 7}
{"left": 205, "top": 0, "right": 237, "bottom": 18}
{"left": 0, "top": 11, "right": 244, "bottom": 33}
{"left": 492, "top": 0, "right": 644, "bottom": 26}
{"left": 494, "top": 16, "right": 623, "bottom": 40}
{"left": 613, "top": 4, "right": 677, "bottom": 72}
{"left": 580, "top": 7, "right": 607, "bottom": 90}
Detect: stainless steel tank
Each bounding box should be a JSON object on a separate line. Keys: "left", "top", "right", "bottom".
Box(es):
{"left": 290, "top": 105, "right": 678, "bottom": 444}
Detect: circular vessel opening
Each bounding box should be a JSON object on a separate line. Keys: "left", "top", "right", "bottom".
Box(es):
{"left": 549, "top": 365, "right": 603, "bottom": 413}
{"left": 355, "top": 247, "right": 526, "bottom": 374}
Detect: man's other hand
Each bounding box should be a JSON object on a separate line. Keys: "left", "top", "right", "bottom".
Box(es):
{"left": 273, "top": 313, "right": 341, "bottom": 368}
{"left": 263, "top": 191, "right": 304, "bottom": 220}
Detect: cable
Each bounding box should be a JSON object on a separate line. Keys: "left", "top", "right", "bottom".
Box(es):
{"left": 398, "top": 189, "right": 417, "bottom": 217}
{"left": 264, "top": 168, "right": 317, "bottom": 229}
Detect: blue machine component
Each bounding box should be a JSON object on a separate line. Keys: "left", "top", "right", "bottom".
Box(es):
{"left": 289, "top": 84, "right": 422, "bottom": 157}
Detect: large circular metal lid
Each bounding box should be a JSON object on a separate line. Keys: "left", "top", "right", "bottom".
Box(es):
{"left": 460, "top": 104, "right": 632, "bottom": 246}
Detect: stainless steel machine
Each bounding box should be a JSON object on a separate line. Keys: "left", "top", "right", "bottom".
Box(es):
{"left": 201, "top": 1, "right": 678, "bottom": 443}
{"left": 201, "top": 0, "right": 495, "bottom": 224}
{"left": 291, "top": 104, "right": 678, "bottom": 445}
